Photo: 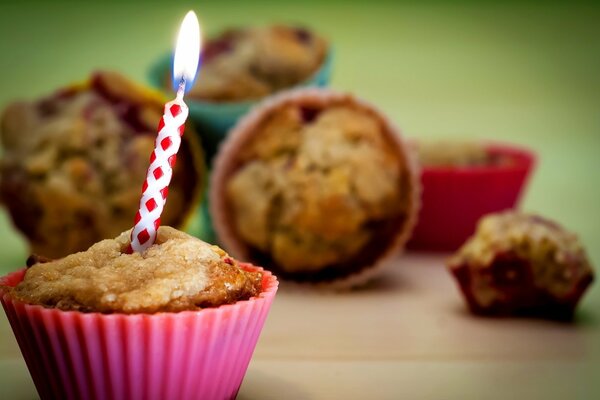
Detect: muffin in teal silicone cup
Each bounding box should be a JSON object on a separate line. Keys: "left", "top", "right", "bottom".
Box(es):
{"left": 148, "top": 25, "right": 333, "bottom": 162}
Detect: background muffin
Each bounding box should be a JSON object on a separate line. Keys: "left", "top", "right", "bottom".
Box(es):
{"left": 0, "top": 71, "right": 205, "bottom": 258}
{"left": 211, "top": 89, "right": 419, "bottom": 288}
{"left": 408, "top": 140, "right": 535, "bottom": 251}
{"left": 416, "top": 140, "right": 492, "bottom": 167}
{"left": 170, "top": 25, "right": 328, "bottom": 102}
{"left": 151, "top": 24, "right": 331, "bottom": 161}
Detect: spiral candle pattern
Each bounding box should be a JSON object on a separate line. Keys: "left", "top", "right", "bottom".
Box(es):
{"left": 130, "top": 97, "right": 189, "bottom": 253}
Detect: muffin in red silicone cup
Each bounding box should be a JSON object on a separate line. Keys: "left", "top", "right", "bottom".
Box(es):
{"left": 407, "top": 140, "right": 536, "bottom": 251}
{"left": 0, "top": 226, "right": 278, "bottom": 400}
{"left": 210, "top": 88, "right": 420, "bottom": 289}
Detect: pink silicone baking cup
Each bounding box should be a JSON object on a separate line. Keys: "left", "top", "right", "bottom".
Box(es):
{"left": 0, "top": 264, "right": 278, "bottom": 400}
{"left": 407, "top": 142, "right": 536, "bottom": 251}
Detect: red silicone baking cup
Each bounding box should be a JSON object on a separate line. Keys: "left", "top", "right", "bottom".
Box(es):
{"left": 407, "top": 143, "right": 536, "bottom": 251}
{"left": 0, "top": 264, "right": 278, "bottom": 400}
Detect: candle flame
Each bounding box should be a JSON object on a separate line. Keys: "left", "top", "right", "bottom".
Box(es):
{"left": 173, "top": 11, "right": 201, "bottom": 93}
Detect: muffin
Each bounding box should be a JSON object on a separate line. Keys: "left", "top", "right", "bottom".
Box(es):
{"left": 0, "top": 226, "right": 278, "bottom": 399}
{"left": 447, "top": 211, "right": 594, "bottom": 319}
{"left": 408, "top": 140, "right": 535, "bottom": 251}
{"left": 0, "top": 71, "right": 205, "bottom": 258}
{"left": 11, "top": 227, "right": 262, "bottom": 313}
{"left": 150, "top": 24, "right": 332, "bottom": 161}
{"left": 173, "top": 25, "right": 328, "bottom": 102}
{"left": 211, "top": 89, "right": 420, "bottom": 289}
{"left": 416, "top": 140, "right": 494, "bottom": 167}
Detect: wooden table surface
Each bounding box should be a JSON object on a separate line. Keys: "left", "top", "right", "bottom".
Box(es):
{"left": 0, "top": 1, "right": 599, "bottom": 399}
{"left": 1, "top": 253, "right": 598, "bottom": 399}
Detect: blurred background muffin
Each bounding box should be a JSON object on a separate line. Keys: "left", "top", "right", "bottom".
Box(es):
{"left": 211, "top": 89, "right": 419, "bottom": 288}
{"left": 187, "top": 25, "right": 328, "bottom": 102}
{"left": 408, "top": 139, "right": 535, "bottom": 251}
{"left": 416, "top": 140, "right": 493, "bottom": 167}
{"left": 0, "top": 71, "right": 205, "bottom": 259}
{"left": 149, "top": 24, "right": 332, "bottom": 160}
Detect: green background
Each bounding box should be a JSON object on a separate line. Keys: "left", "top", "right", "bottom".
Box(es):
{"left": 0, "top": 0, "right": 598, "bottom": 397}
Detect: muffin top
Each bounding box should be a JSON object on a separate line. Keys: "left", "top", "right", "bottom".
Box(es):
{"left": 223, "top": 99, "right": 414, "bottom": 282}
{"left": 0, "top": 71, "right": 201, "bottom": 258}
{"left": 9, "top": 227, "right": 262, "bottom": 314}
{"left": 417, "top": 140, "right": 492, "bottom": 167}
{"left": 182, "top": 25, "right": 327, "bottom": 102}
{"left": 448, "top": 211, "right": 594, "bottom": 300}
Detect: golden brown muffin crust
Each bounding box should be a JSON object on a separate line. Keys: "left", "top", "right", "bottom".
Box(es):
{"left": 8, "top": 227, "right": 262, "bottom": 314}
{"left": 0, "top": 72, "right": 201, "bottom": 258}
{"left": 225, "top": 102, "right": 411, "bottom": 278}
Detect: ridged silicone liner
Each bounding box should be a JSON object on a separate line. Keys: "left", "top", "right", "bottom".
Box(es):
{"left": 210, "top": 88, "right": 421, "bottom": 290}
{"left": 407, "top": 143, "right": 536, "bottom": 251}
{"left": 0, "top": 264, "right": 278, "bottom": 400}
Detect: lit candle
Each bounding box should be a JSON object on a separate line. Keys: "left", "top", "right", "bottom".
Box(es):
{"left": 130, "top": 11, "right": 201, "bottom": 253}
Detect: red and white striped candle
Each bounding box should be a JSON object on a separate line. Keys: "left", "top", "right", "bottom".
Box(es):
{"left": 130, "top": 11, "right": 201, "bottom": 253}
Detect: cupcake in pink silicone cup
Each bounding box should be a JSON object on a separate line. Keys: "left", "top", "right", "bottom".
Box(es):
{"left": 0, "top": 226, "right": 278, "bottom": 400}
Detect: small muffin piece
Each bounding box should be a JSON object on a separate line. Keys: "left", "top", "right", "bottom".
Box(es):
{"left": 447, "top": 211, "right": 594, "bottom": 319}
{"left": 0, "top": 71, "right": 203, "bottom": 258}
{"left": 213, "top": 90, "right": 420, "bottom": 287}
{"left": 183, "top": 25, "right": 327, "bottom": 102}
{"left": 8, "top": 227, "right": 262, "bottom": 314}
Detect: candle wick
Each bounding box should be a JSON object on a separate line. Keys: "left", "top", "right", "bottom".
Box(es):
{"left": 176, "top": 78, "right": 186, "bottom": 100}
